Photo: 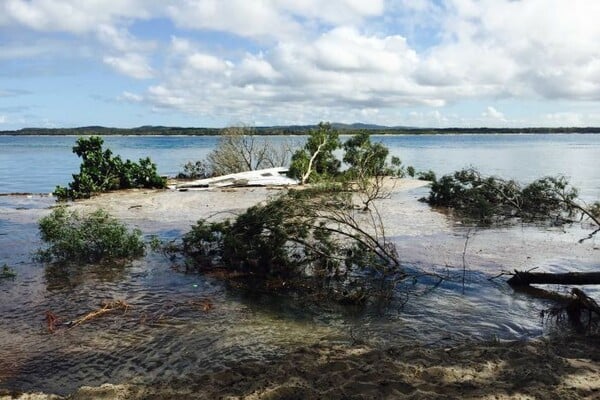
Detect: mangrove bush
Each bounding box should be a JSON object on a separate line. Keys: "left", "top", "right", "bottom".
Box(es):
{"left": 177, "top": 160, "right": 211, "bottom": 180}
{"left": 427, "top": 168, "right": 600, "bottom": 227}
{"left": 37, "top": 207, "right": 145, "bottom": 264}
{"left": 54, "top": 136, "right": 166, "bottom": 200}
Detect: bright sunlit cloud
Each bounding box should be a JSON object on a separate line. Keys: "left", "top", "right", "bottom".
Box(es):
{"left": 1, "top": 0, "right": 600, "bottom": 128}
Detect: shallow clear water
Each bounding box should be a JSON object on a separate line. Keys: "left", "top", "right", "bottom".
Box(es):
{"left": 0, "top": 134, "right": 599, "bottom": 395}
{"left": 0, "top": 187, "right": 597, "bottom": 395}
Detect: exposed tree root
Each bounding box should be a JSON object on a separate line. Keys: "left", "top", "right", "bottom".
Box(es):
{"left": 512, "top": 284, "right": 600, "bottom": 332}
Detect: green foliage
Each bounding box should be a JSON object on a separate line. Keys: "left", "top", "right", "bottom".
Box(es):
{"left": 1, "top": 264, "right": 16, "bottom": 280}
{"left": 288, "top": 124, "right": 410, "bottom": 186}
{"left": 181, "top": 188, "right": 402, "bottom": 300}
{"left": 177, "top": 160, "right": 211, "bottom": 179}
{"left": 427, "top": 168, "right": 594, "bottom": 225}
{"left": 54, "top": 136, "right": 166, "bottom": 200}
{"left": 288, "top": 122, "right": 341, "bottom": 184}
{"left": 406, "top": 166, "right": 416, "bottom": 178}
{"left": 343, "top": 132, "right": 390, "bottom": 178}
{"left": 417, "top": 170, "right": 436, "bottom": 181}
{"left": 37, "top": 207, "right": 145, "bottom": 264}
{"left": 520, "top": 176, "right": 578, "bottom": 219}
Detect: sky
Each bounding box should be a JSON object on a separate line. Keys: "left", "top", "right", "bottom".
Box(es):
{"left": 1, "top": 0, "right": 600, "bottom": 129}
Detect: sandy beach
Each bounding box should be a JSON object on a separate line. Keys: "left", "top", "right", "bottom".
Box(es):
{"left": 4, "top": 335, "right": 599, "bottom": 399}
{"left": 1, "top": 179, "right": 599, "bottom": 399}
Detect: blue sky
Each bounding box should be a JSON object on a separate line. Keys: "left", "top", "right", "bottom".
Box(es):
{"left": 1, "top": 0, "right": 600, "bottom": 129}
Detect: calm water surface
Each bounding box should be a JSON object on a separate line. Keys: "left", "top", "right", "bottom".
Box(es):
{"left": 1, "top": 134, "right": 599, "bottom": 199}
{"left": 0, "top": 134, "right": 599, "bottom": 395}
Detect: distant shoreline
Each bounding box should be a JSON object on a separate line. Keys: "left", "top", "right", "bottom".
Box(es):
{"left": 2, "top": 126, "right": 600, "bottom": 136}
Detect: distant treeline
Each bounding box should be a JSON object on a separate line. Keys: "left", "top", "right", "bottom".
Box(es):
{"left": 2, "top": 125, "right": 600, "bottom": 136}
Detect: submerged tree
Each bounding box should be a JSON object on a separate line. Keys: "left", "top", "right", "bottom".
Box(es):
{"left": 169, "top": 126, "right": 415, "bottom": 302}
{"left": 427, "top": 168, "right": 600, "bottom": 229}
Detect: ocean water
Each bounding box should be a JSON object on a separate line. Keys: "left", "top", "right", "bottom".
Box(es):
{"left": 1, "top": 134, "right": 599, "bottom": 199}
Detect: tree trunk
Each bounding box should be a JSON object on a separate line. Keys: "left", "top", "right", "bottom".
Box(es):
{"left": 508, "top": 271, "right": 600, "bottom": 287}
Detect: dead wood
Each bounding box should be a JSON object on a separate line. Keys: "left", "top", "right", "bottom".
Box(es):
{"left": 45, "top": 311, "right": 60, "bottom": 333}
{"left": 507, "top": 271, "right": 600, "bottom": 287}
{"left": 511, "top": 280, "right": 600, "bottom": 332}
{"left": 69, "top": 300, "right": 130, "bottom": 327}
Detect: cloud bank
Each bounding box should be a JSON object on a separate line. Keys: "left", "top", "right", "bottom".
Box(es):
{"left": 2, "top": 0, "right": 600, "bottom": 127}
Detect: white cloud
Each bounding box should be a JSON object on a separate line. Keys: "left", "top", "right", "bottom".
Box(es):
{"left": 140, "top": 26, "right": 434, "bottom": 123}
{"left": 274, "top": 0, "right": 384, "bottom": 25}
{"left": 311, "top": 27, "right": 417, "bottom": 73}
{"left": 0, "top": 115, "right": 7, "bottom": 124}
{"left": 119, "top": 91, "right": 144, "bottom": 103}
{"left": 96, "top": 24, "right": 156, "bottom": 53}
{"left": 482, "top": 106, "right": 505, "bottom": 121}
{"left": 166, "top": 0, "right": 300, "bottom": 39}
{"left": 166, "top": 0, "right": 385, "bottom": 40}
{"left": 3, "top": 0, "right": 600, "bottom": 126}
{"left": 187, "top": 53, "right": 229, "bottom": 73}
{"left": 103, "top": 53, "right": 154, "bottom": 79}
{"left": 0, "top": 0, "right": 162, "bottom": 33}
{"left": 437, "top": 0, "right": 600, "bottom": 101}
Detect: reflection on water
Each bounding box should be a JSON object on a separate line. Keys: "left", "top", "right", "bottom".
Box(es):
{"left": 44, "top": 263, "right": 132, "bottom": 292}
{"left": 0, "top": 191, "right": 598, "bottom": 395}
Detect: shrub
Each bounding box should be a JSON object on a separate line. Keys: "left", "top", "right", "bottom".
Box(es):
{"left": 180, "top": 188, "right": 402, "bottom": 301}
{"left": 177, "top": 160, "right": 211, "bottom": 179}
{"left": 54, "top": 136, "right": 166, "bottom": 200}
{"left": 37, "top": 207, "right": 145, "bottom": 264}
{"left": 427, "top": 168, "right": 598, "bottom": 226}
{"left": 417, "top": 170, "right": 436, "bottom": 181}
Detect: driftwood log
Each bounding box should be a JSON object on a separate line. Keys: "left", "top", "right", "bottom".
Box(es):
{"left": 507, "top": 271, "right": 600, "bottom": 331}
{"left": 507, "top": 271, "right": 600, "bottom": 287}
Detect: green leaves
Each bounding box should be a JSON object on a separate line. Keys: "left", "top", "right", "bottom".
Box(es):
{"left": 180, "top": 186, "right": 402, "bottom": 301}
{"left": 37, "top": 207, "right": 145, "bottom": 264}
{"left": 288, "top": 122, "right": 341, "bottom": 184}
{"left": 428, "top": 168, "right": 595, "bottom": 225}
{"left": 54, "top": 136, "right": 166, "bottom": 201}
{"left": 343, "top": 131, "right": 390, "bottom": 178}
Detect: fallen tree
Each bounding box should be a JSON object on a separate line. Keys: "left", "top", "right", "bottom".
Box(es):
{"left": 427, "top": 168, "right": 600, "bottom": 232}
{"left": 176, "top": 185, "right": 403, "bottom": 303}
{"left": 508, "top": 271, "right": 600, "bottom": 287}
{"left": 531, "top": 287, "right": 600, "bottom": 333}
